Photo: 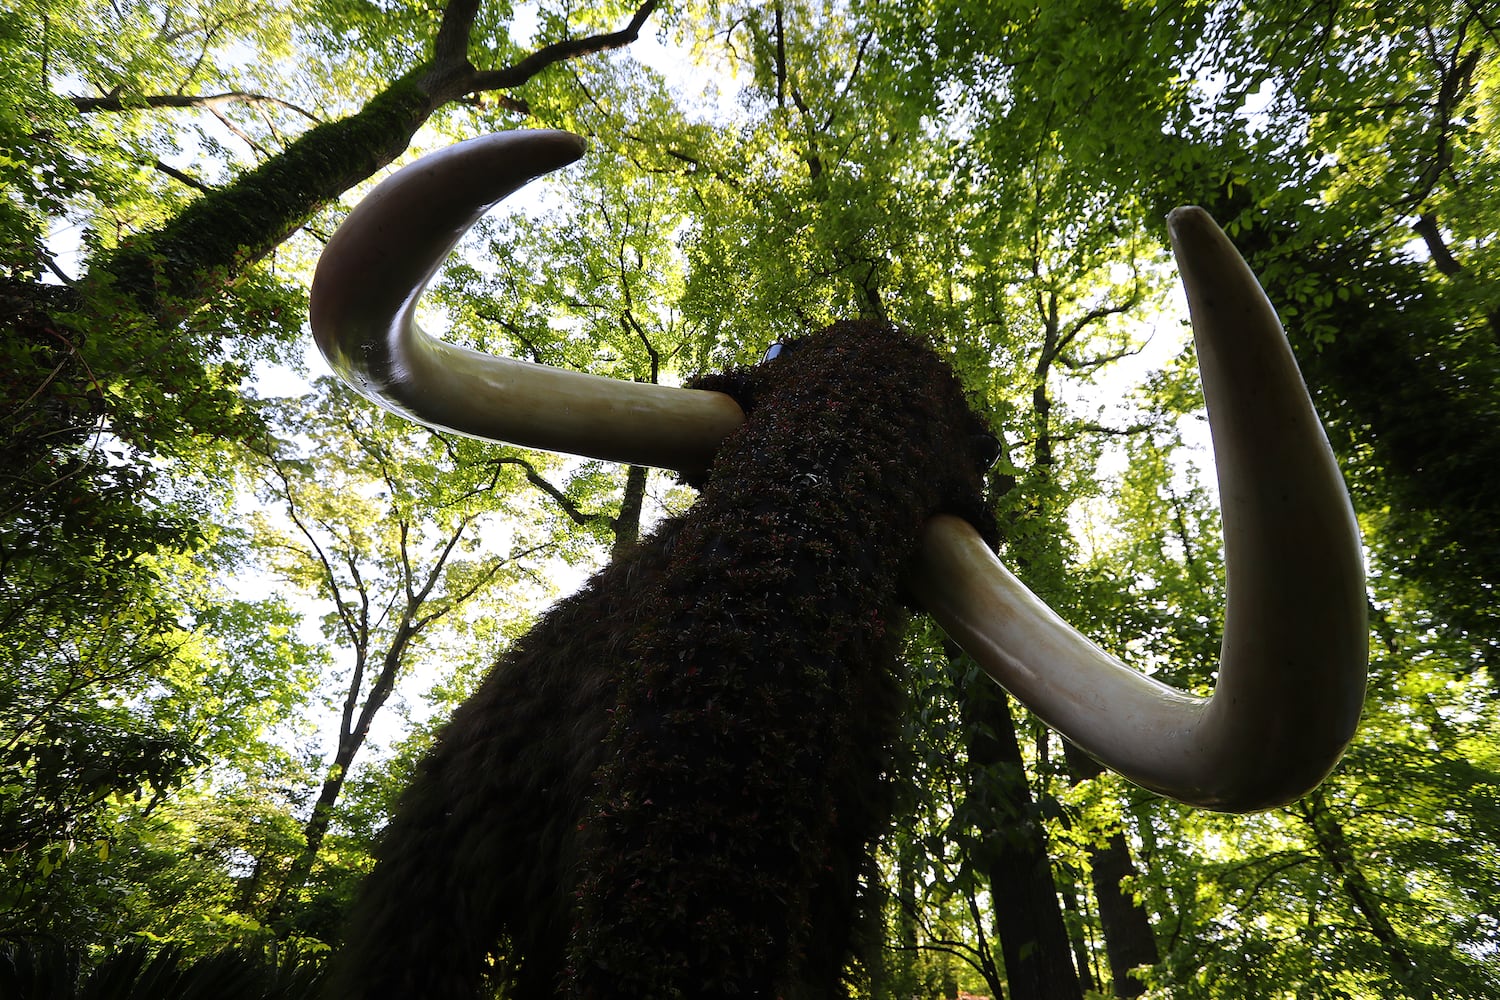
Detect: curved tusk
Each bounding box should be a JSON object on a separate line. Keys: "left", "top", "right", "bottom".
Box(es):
{"left": 309, "top": 130, "right": 746, "bottom": 478}
{"left": 911, "top": 208, "right": 1368, "bottom": 812}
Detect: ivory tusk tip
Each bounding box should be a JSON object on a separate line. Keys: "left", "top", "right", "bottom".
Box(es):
{"left": 1165, "top": 206, "right": 1233, "bottom": 261}
{"left": 1165, "top": 205, "right": 1219, "bottom": 239}
{"left": 1166, "top": 204, "right": 1212, "bottom": 226}
{"left": 415, "top": 129, "right": 588, "bottom": 201}
{"left": 500, "top": 128, "right": 588, "bottom": 162}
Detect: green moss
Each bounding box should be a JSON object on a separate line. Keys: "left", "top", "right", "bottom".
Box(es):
{"left": 96, "top": 71, "right": 434, "bottom": 324}
{"left": 329, "top": 323, "right": 1000, "bottom": 1000}
{"left": 566, "top": 322, "right": 998, "bottom": 997}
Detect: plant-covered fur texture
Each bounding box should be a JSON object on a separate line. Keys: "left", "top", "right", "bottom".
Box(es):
{"left": 326, "top": 321, "right": 998, "bottom": 999}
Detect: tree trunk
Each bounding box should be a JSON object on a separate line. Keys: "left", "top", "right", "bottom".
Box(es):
{"left": 1057, "top": 879, "right": 1098, "bottom": 994}
{"left": 960, "top": 673, "right": 1083, "bottom": 1000}
{"left": 1064, "top": 743, "right": 1159, "bottom": 997}
{"left": 884, "top": 832, "right": 920, "bottom": 1000}
{"left": 1086, "top": 830, "right": 1158, "bottom": 997}
{"left": 1298, "top": 790, "right": 1434, "bottom": 1000}
{"left": 610, "top": 464, "right": 650, "bottom": 556}
{"left": 265, "top": 616, "right": 415, "bottom": 931}
{"left": 264, "top": 739, "right": 359, "bottom": 931}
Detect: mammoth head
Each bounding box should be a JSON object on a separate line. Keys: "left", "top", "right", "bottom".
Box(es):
{"left": 309, "top": 130, "right": 1367, "bottom": 812}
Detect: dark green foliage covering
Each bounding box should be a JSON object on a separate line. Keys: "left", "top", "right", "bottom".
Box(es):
{"left": 0, "top": 938, "right": 325, "bottom": 999}
{"left": 325, "top": 322, "right": 997, "bottom": 998}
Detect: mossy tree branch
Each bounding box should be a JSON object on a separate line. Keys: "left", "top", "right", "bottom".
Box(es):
{"left": 91, "top": 0, "right": 660, "bottom": 326}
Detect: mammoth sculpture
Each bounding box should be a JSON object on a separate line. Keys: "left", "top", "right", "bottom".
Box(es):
{"left": 308, "top": 130, "right": 1367, "bottom": 998}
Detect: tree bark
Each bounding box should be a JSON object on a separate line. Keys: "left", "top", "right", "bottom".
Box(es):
{"left": 960, "top": 673, "right": 1083, "bottom": 1000}
{"left": 610, "top": 463, "right": 649, "bottom": 556}
{"left": 1064, "top": 743, "right": 1159, "bottom": 997}
{"left": 1087, "top": 830, "right": 1157, "bottom": 997}
{"left": 262, "top": 608, "right": 417, "bottom": 931}
{"left": 890, "top": 833, "right": 921, "bottom": 999}
{"left": 1057, "top": 878, "right": 1098, "bottom": 994}
{"left": 92, "top": 0, "right": 660, "bottom": 326}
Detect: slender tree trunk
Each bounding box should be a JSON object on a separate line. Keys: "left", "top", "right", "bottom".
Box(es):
{"left": 1297, "top": 790, "right": 1434, "bottom": 1000}
{"left": 1064, "top": 743, "right": 1159, "bottom": 997}
{"left": 265, "top": 614, "right": 417, "bottom": 930}
{"left": 887, "top": 831, "right": 922, "bottom": 1000}
{"left": 610, "top": 464, "right": 649, "bottom": 556}
{"left": 1057, "top": 880, "right": 1098, "bottom": 994}
{"left": 960, "top": 673, "right": 1083, "bottom": 1000}
{"left": 265, "top": 740, "right": 360, "bottom": 929}
{"left": 1086, "top": 830, "right": 1158, "bottom": 997}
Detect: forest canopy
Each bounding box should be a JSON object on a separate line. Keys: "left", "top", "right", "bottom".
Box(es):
{"left": 2, "top": 0, "right": 1497, "bottom": 997}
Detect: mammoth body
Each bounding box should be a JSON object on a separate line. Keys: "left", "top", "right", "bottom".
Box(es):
{"left": 329, "top": 321, "right": 998, "bottom": 999}
{"left": 313, "top": 130, "right": 1368, "bottom": 1000}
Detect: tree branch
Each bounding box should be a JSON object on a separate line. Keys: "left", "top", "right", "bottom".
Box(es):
{"left": 492, "top": 455, "right": 603, "bottom": 528}
{"left": 70, "top": 90, "right": 321, "bottom": 123}
{"left": 94, "top": 0, "right": 660, "bottom": 324}
{"left": 434, "top": 0, "right": 483, "bottom": 67}
{"left": 463, "top": 0, "right": 661, "bottom": 96}
{"left": 154, "top": 160, "right": 213, "bottom": 194}
{"left": 1413, "top": 212, "right": 1464, "bottom": 275}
